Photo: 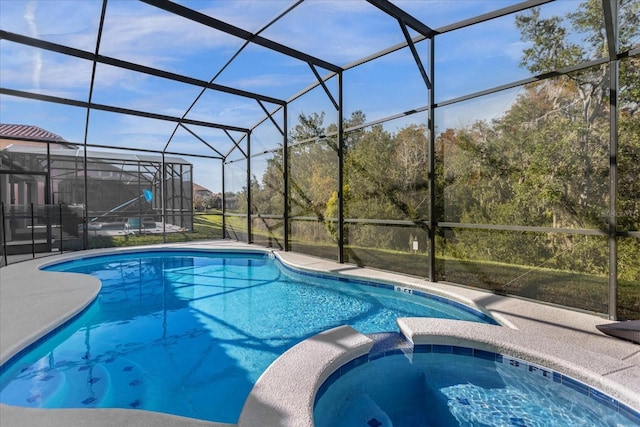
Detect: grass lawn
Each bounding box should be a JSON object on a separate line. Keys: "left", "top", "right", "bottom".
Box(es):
{"left": 86, "top": 213, "right": 639, "bottom": 320}
{"left": 87, "top": 214, "right": 224, "bottom": 248}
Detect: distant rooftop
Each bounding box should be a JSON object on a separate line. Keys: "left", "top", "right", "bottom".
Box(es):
{"left": 0, "top": 124, "right": 67, "bottom": 143}
{"left": 0, "top": 123, "right": 190, "bottom": 164}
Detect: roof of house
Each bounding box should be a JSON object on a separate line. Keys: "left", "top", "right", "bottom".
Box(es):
{"left": 193, "top": 183, "right": 214, "bottom": 194}
{"left": 0, "top": 124, "right": 67, "bottom": 142}
{"left": 0, "top": 124, "right": 190, "bottom": 165}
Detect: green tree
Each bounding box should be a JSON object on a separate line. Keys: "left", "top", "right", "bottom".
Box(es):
{"left": 441, "top": 0, "right": 639, "bottom": 278}
{"left": 516, "top": 0, "right": 639, "bottom": 218}
{"left": 342, "top": 122, "right": 431, "bottom": 250}
{"left": 288, "top": 112, "right": 333, "bottom": 218}
{"left": 252, "top": 152, "right": 285, "bottom": 217}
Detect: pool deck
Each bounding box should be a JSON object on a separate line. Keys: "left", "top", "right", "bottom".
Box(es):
{"left": 1, "top": 241, "right": 639, "bottom": 426}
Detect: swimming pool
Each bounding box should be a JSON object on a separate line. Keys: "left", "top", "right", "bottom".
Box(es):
{"left": 0, "top": 250, "right": 496, "bottom": 424}
{"left": 314, "top": 341, "right": 640, "bottom": 427}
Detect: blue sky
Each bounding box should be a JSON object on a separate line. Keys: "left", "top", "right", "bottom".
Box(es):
{"left": 0, "top": 0, "right": 581, "bottom": 191}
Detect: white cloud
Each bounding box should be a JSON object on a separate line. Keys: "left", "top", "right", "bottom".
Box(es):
{"left": 187, "top": 95, "right": 264, "bottom": 127}
{"left": 0, "top": 0, "right": 569, "bottom": 170}
{"left": 23, "top": 1, "right": 42, "bottom": 89}
{"left": 1, "top": 0, "right": 101, "bottom": 49}
{"left": 257, "top": 0, "right": 406, "bottom": 65}
{"left": 192, "top": 0, "right": 303, "bottom": 33}
{"left": 88, "top": 113, "right": 176, "bottom": 146}
{"left": 1, "top": 43, "right": 92, "bottom": 99}
{"left": 231, "top": 72, "right": 312, "bottom": 91}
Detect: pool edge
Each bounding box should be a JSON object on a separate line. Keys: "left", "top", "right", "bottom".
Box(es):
{"left": 396, "top": 317, "right": 640, "bottom": 413}
{"left": 238, "top": 325, "right": 374, "bottom": 427}
{"left": 239, "top": 317, "right": 639, "bottom": 427}
{"left": 2, "top": 241, "right": 638, "bottom": 427}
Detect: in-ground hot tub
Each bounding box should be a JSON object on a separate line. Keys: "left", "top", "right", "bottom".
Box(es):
{"left": 314, "top": 338, "right": 640, "bottom": 427}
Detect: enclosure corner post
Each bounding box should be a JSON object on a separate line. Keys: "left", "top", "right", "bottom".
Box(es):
{"left": 338, "top": 71, "right": 345, "bottom": 264}
{"left": 283, "top": 104, "right": 290, "bottom": 252}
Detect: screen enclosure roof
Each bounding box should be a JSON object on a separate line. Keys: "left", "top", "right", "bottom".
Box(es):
{"left": 1, "top": 0, "right": 620, "bottom": 161}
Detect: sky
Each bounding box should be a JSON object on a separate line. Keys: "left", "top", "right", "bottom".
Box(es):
{"left": 0, "top": 0, "right": 583, "bottom": 192}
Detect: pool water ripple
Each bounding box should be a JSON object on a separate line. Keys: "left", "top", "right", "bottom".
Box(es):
{"left": 0, "top": 250, "right": 495, "bottom": 424}
{"left": 314, "top": 345, "right": 640, "bottom": 427}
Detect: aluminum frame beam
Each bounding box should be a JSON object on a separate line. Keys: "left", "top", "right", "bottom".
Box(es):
{"left": 257, "top": 101, "right": 285, "bottom": 138}
{"left": 223, "top": 130, "right": 248, "bottom": 159}
{"left": 436, "top": 0, "right": 554, "bottom": 34}
{"left": 81, "top": 0, "right": 109, "bottom": 250}
{"left": 141, "top": 0, "right": 342, "bottom": 74}
{"left": 309, "top": 64, "right": 339, "bottom": 111}
{"left": 603, "top": 0, "right": 619, "bottom": 320}
{"left": 0, "top": 88, "right": 250, "bottom": 134}
{"left": 179, "top": 124, "right": 226, "bottom": 158}
{"left": 397, "top": 19, "right": 432, "bottom": 90}
{"left": 0, "top": 30, "right": 285, "bottom": 107}
{"left": 365, "top": 0, "right": 436, "bottom": 38}
{"left": 602, "top": 0, "right": 618, "bottom": 60}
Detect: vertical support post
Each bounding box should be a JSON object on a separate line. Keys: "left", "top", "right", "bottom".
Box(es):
{"left": 247, "top": 132, "right": 252, "bottom": 244}
{"left": 601, "top": 0, "right": 619, "bottom": 319}
{"left": 45, "top": 192, "right": 52, "bottom": 253}
{"left": 283, "top": 104, "right": 290, "bottom": 251}
{"left": 46, "top": 142, "right": 52, "bottom": 203}
{"left": 606, "top": 0, "right": 619, "bottom": 320}
{"left": 188, "top": 164, "right": 193, "bottom": 235}
{"left": 1, "top": 202, "right": 7, "bottom": 266}
{"left": 170, "top": 164, "right": 176, "bottom": 227}
{"left": 179, "top": 163, "right": 184, "bottom": 230}
{"left": 137, "top": 161, "right": 142, "bottom": 233}
{"left": 82, "top": 148, "right": 89, "bottom": 250}
{"left": 337, "top": 71, "right": 345, "bottom": 263}
{"left": 45, "top": 143, "right": 53, "bottom": 252}
{"left": 30, "top": 202, "right": 35, "bottom": 258}
{"left": 222, "top": 160, "right": 226, "bottom": 239}
{"left": 81, "top": 0, "right": 106, "bottom": 251}
{"left": 161, "top": 153, "right": 166, "bottom": 241}
{"left": 59, "top": 203, "right": 64, "bottom": 253}
{"left": 608, "top": 62, "right": 619, "bottom": 320}
{"left": 428, "top": 37, "right": 436, "bottom": 282}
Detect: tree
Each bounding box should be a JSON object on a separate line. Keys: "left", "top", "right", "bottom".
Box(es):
{"left": 517, "top": 4, "right": 605, "bottom": 213}
{"left": 437, "top": 0, "right": 640, "bottom": 277}
{"left": 287, "top": 112, "right": 331, "bottom": 218}
{"left": 516, "top": 0, "right": 639, "bottom": 220}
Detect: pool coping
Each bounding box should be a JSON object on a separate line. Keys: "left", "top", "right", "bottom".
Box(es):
{"left": 237, "top": 319, "right": 640, "bottom": 427}
{"left": 397, "top": 318, "right": 640, "bottom": 411}
{"left": 238, "top": 325, "right": 374, "bottom": 427}
{"left": 1, "top": 241, "right": 639, "bottom": 427}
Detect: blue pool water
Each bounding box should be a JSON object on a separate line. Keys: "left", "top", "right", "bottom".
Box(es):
{"left": 314, "top": 343, "right": 640, "bottom": 427}
{"left": 0, "top": 250, "right": 495, "bottom": 424}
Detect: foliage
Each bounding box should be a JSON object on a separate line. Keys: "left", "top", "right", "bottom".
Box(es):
{"left": 222, "top": 0, "right": 639, "bottom": 318}
{"left": 194, "top": 192, "right": 220, "bottom": 211}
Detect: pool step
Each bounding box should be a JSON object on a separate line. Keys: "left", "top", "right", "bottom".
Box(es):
{"left": 1, "top": 355, "right": 147, "bottom": 411}
{"left": 1, "top": 366, "right": 67, "bottom": 407}
{"left": 62, "top": 362, "right": 111, "bottom": 407}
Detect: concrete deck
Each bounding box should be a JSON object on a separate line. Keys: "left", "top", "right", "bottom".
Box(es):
{"left": 1, "top": 241, "right": 638, "bottom": 426}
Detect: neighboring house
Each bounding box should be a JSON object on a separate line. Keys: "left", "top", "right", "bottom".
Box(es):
{"left": 1, "top": 124, "right": 160, "bottom": 213}
{"left": 1, "top": 124, "right": 73, "bottom": 211}
{"left": 193, "top": 183, "right": 213, "bottom": 199}
{"left": 193, "top": 183, "right": 221, "bottom": 210}
{"left": 1, "top": 124, "right": 194, "bottom": 250}
{"left": 0, "top": 123, "right": 71, "bottom": 150}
